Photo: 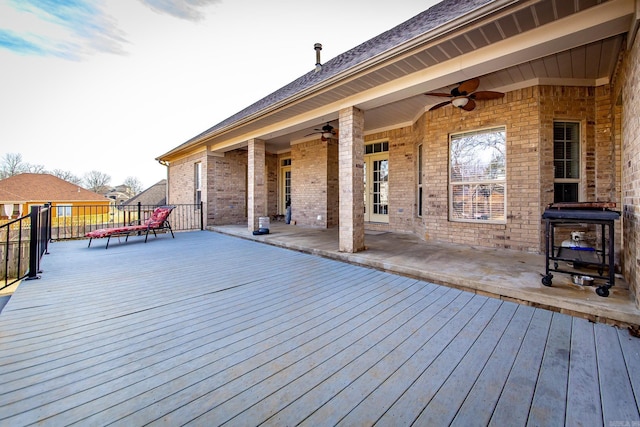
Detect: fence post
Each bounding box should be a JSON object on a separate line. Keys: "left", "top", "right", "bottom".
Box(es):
{"left": 26, "top": 206, "right": 41, "bottom": 280}
{"left": 200, "top": 201, "right": 204, "bottom": 230}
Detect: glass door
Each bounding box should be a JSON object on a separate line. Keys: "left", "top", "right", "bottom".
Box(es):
{"left": 364, "top": 153, "right": 389, "bottom": 223}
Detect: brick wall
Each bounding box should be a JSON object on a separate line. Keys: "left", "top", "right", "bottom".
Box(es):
{"left": 209, "top": 149, "right": 247, "bottom": 225}
{"left": 168, "top": 151, "right": 206, "bottom": 206}
{"left": 266, "top": 153, "right": 278, "bottom": 218}
{"left": 618, "top": 33, "right": 640, "bottom": 304}
{"left": 420, "top": 87, "right": 541, "bottom": 252}
{"left": 291, "top": 139, "right": 330, "bottom": 227}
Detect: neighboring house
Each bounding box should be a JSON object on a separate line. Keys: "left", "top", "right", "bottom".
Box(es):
{"left": 121, "top": 179, "right": 167, "bottom": 209}
{"left": 157, "top": 0, "right": 640, "bottom": 304}
{"left": 0, "top": 173, "right": 111, "bottom": 219}
{"left": 104, "top": 185, "right": 134, "bottom": 205}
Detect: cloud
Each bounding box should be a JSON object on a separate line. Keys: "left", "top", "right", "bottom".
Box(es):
{"left": 0, "top": 0, "right": 127, "bottom": 59}
{"left": 0, "top": 29, "right": 47, "bottom": 55}
{"left": 138, "top": 0, "right": 221, "bottom": 21}
{"left": 0, "top": 0, "right": 220, "bottom": 60}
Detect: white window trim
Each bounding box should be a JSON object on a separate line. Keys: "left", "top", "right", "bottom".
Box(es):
{"left": 448, "top": 126, "right": 507, "bottom": 224}
{"left": 56, "top": 205, "right": 72, "bottom": 217}
{"left": 553, "top": 120, "right": 581, "bottom": 202}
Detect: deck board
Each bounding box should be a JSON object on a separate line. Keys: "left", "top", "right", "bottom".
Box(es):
{"left": 596, "top": 323, "right": 640, "bottom": 424}
{"left": 566, "top": 317, "right": 603, "bottom": 426}
{"left": 527, "top": 312, "right": 572, "bottom": 426}
{"left": 0, "top": 231, "right": 638, "bottom": 426}
{"left": 410, "top": 302, "right": 518, "bottom": 426}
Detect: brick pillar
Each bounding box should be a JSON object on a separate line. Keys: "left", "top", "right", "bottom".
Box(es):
{"left": 338, "top": 106, "right": 365, "bottom": 252}
{"left": 248, "top": 139, "right": 266, "bottom": 231}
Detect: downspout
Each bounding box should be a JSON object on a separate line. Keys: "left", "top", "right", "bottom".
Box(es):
{"left": 158, "top": 160, "right": 170, "bottom": 204}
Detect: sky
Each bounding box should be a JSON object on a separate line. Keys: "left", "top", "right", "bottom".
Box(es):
{"left": 0, "top": 0, "right": 439, "bottom": 189}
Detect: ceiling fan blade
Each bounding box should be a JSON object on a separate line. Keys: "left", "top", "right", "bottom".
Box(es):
{"left": 429, "top": 100, "right": 452, "bottom": 111}
{"left": 424, "top": 92, "right": 452, "bottom": 97}
{"left": 304, "top": 131, "right": 320, "bottom": 137}
{"left": 461, "top": 98, "right": 476, "bottom": 111}
{"left": 457, "top": 77, "right": 480, "bottom": 95}
{"left": 472, "top": 91, "right": 504, "bottom": 100}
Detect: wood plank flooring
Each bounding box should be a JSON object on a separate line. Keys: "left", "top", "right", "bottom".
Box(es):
{"left": 0, "top": 231, "right": 638, "bottom": 426}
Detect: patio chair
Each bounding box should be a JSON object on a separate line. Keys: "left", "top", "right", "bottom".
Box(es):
{"left": 85, "top": 206, "right": 175, "bottom": 249}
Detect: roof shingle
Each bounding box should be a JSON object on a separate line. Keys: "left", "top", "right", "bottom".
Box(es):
{"left": 0, "top": 174, "right": 109, "bottom": 203}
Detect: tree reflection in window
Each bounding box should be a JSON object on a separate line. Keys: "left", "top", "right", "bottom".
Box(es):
{"left": 450, "top": 127, "right": 506, "bottom": 222}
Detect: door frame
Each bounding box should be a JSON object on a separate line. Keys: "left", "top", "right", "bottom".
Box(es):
{"left": 364, "top": 151, "right": 389, "bottom": 223}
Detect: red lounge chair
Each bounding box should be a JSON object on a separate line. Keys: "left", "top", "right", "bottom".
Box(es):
{"left": 85, "top": 206, "right": 175, "bottom": 249}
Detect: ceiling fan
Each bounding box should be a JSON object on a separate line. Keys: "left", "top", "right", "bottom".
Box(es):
{"left": 425, "top": 77, "right": 504, "bottom": 111}
{"left": 305, "top": 122, "right": 337, "bottom": 141}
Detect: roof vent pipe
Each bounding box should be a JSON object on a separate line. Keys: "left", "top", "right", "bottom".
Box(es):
{"left": 314, "top": 43, "right": 322, "bottom": 72}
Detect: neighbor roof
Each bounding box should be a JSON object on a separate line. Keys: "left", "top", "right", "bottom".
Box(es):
{"left": 165, "top": 0, "right": 493, "bottom": 154}
{"left": 121, "top": 179, "right": 167, "bottom": 207}
{"left": 0, "top": 173, "right": 109, "bottom": 203}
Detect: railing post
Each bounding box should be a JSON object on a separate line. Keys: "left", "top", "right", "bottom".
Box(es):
{"left": 26, "top": 206, "right": 41, "bottom": 280}
{"left": 44, "top": 202, "right": 51, "bottom": 254}
{"left": 137, "top": 201, "right": 143, "bottom": 235}
{"left": 200, "top": 201, "right": 204, "bottom": 230}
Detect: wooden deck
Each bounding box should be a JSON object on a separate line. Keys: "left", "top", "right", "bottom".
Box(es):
{"left": 0, "top": 231, "right": 638, "bottom": 426}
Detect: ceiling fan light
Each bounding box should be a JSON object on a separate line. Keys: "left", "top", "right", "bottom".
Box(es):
{"left": 451, "top": 97, "right": 469, "bottom": 108}
{"left": 322, "top": 132, "right": 333, "bottom": 139}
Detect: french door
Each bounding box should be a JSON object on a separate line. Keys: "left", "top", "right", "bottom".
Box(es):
{"left": 364, "top": 153, "right": 389, "bottom": 223}
{"left": 280, "top": 162, "right": 291, "bottom": 214}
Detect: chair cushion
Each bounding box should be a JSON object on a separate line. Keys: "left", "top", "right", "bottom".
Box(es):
{"left": 85, "top": 225, "right": 147, "bottom": 238}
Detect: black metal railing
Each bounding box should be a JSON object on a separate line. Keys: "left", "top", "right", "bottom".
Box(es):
{"left": 1, "top": 204, "right": 51, "bottom": 290}
{"left": 50, "top": 202, "right": 203, "bottom": 241}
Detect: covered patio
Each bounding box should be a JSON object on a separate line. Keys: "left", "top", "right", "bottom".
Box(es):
{"left": 0, "top": 230, "right": 638, "bottom": 425}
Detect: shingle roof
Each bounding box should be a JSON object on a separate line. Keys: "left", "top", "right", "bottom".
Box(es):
{"left": 0, "top": 173, "right": 109, "bottom": 203}
{"left": 121, "top": 179, "right": 167, "bottom": 207}
{"left": 176, "top": 0, "right": 493, "bottom": 149}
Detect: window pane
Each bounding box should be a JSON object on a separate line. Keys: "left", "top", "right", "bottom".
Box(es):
{"left": 451, "top": 183, "right": 505, "bottom": 221}
{"left": 553, "top": 122, "right": 579, "bottom": 179}
{"left": 554, "top": 160, "right": 565, "bottom": 179}
{"left": 450, "top": 128, "right": 506, "bottom": 182}
{"left": 554, "top": 183, "right": 578, "bottom": 203}
{"left": 449, "top": 127, "right": 506, "bottom": 223}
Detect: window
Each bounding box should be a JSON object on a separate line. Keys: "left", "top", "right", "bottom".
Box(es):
{"left": 553, "top": 121, "right": 580, "bottom": 203}
{"left": 417, "top": 144, "right": 423, "bottom": 217}
{"left": 56, "top": 205, "right": 72, "bottom": 217}
{"left": 194, "top": 162, "right": 202, "bottom": 207}
{"left": 2, "top": 204, "right": 21, "bottom": 218}
{"left": 365, "top": 141, "right": 388, "bottom": 154}
{"left": 449, "top": 126, "right": 506, "bottom": 223}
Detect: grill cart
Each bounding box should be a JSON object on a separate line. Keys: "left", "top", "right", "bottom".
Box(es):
{"left": 541, "top": 202, "right": 620, "bottom": 297}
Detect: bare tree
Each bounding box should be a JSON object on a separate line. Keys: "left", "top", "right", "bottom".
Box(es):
{"left": 83, "top": 170, "right": 112, "bottom": 194}
{"left": 51, "top": 169, "right": 83, "bottom": 185}
{"left": 122, "top": 176, "right": 143, "bottom": 195}
{"left": 25, "top": 163, "right": 46, "bottom": 174}
{"left": 0, "top": 153, "right": 27, "bottom": 179}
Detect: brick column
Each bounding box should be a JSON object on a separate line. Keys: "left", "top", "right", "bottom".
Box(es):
{"left": 338, "top": 106, "right": 365, "bottom": 252}
{"left": 248, "top": 139, "right": 266, "bottom": 231}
